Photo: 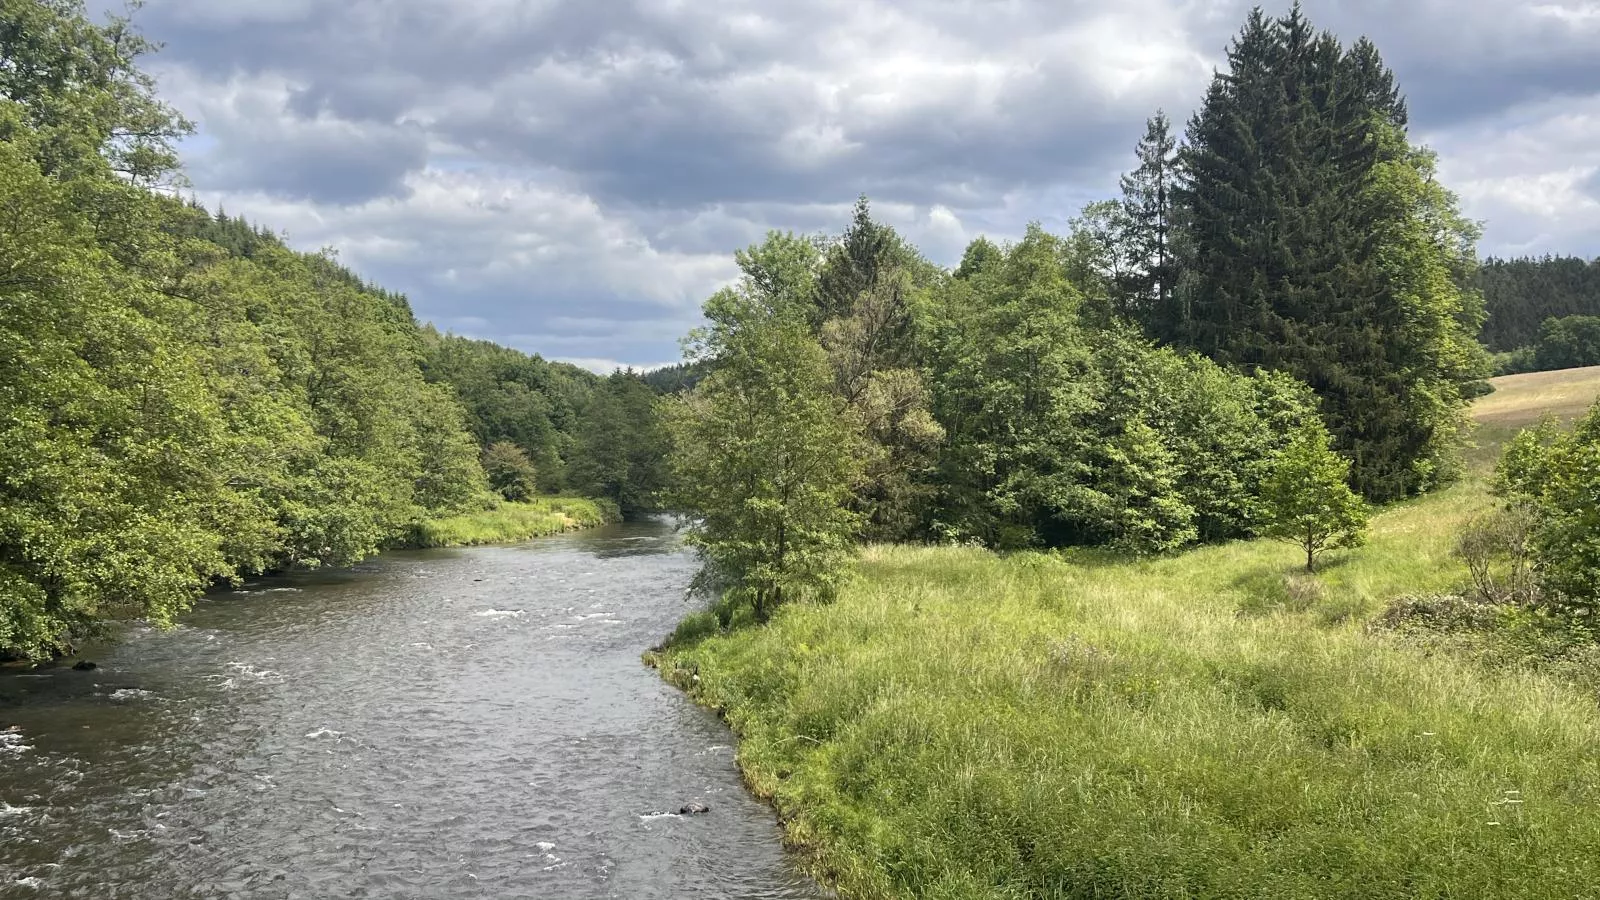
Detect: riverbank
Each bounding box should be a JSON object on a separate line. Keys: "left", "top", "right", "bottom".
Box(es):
{"left": 401, "top": 497, "right": 621, "bottom": 548}
{"left": 653, "top": 369, "right": 1600, "bottom": 899}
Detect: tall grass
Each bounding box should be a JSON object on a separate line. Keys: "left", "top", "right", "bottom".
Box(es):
{"left": 402, "top": 496, "right": 619, "bottom": 548}
{"left": 655, "top": 369, "right": 1600, "bottom": 899}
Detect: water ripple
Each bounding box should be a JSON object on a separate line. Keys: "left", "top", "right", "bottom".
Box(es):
{"left": 0, "top": 521, "right": 824, "bottom": 900}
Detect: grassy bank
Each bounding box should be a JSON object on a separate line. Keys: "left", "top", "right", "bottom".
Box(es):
{"left": 402, "top": 496, "right": 620, "bottom": 548}
{"left": 655, "top": 369, "right": 1600, "bottom": 899}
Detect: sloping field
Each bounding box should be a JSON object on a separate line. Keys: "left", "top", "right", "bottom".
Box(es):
{"left": 1475, "top": 365, "right": 1600, "bottom": 430}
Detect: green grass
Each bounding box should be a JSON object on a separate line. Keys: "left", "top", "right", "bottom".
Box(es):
{"left": 401, "top": 496, "right": 620, "bottom": 548}
{"left": 654, "top": 367, "right": 1600, "bottom": 900}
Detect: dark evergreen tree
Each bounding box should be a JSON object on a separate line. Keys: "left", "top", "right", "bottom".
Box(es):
{"left": 815, "top": 195, "right": 901, "bottom": 326}
{"left": 1164, "top": 4, "right": 1477, "bottom": 502}
{"left": 1118, "top": 111, "right": 1180, "bottom": 324}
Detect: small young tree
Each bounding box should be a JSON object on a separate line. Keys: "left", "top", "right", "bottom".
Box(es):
{"left": 664, "top": 317, "right": 863, "bottom": 623}
{"left": 1261, "top": 420, "right": 1369, "bottom": 572}
{"left": 482, "top": 441, "right": 537, "bottom": 502}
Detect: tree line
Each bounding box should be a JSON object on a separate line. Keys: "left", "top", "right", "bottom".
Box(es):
{"left": 1476, "top": 256, "right": 1600, "bottom": 373}
{"left": 666, "top": 4, "right": 1478, "bottom": 622}
{"left": 0, "top": 0, "right": 667, "bottom": 659}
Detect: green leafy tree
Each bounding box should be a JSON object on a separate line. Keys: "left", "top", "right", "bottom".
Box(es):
{"left": 1533, "top": 315, "right": 1600, "bottom": 371}
{"left": 483, "top": 441, "right": 538, "bottom": 502}
{"left": 0, "top": 0, "right": 193, "bottom": 183}
{"left": 1261, "top": 420, "right": 1370, "bottom": 572}
{"left": 570, "top": 371, "right": 669, "bottom": 517}
{"left": 922, "top": 226, "right": 1099, "bottom": 548}
{"left": 666, "top": 316, "right": 863, "bottom": 624}
{"left": 0, "top": 134, "right": 230, "bottom": 657}
{"left": 1495, "top": 405, "right": 1600, "bottom": 615}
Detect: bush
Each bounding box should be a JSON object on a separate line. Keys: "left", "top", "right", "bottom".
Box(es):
{"left": 482, "top": 441, "right": 538, "bottom": 501}
{"left": 1454, "top": 506, "right": 1537, "bottom": 604}
{"left": 1496, "top": 404, "right": 1600, "bottom": 615}
{"left": 1373, "top": 593, "right": 1503, "bottom": 634}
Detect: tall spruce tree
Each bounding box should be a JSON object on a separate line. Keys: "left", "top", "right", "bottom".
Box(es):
{"left": 1165, "top": 4, "right": 1476, "bottom": 502}
{"left": 1118, "top": 111, "right": 1180, "bottom": 325}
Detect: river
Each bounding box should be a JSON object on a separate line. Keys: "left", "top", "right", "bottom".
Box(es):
{"left": 0, "top": 520, "right": 827, "bottom": 899}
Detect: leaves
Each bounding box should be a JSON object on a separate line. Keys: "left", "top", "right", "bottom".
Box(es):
{"left": 1260, "top": 420, "right": 1370, "bottom": 571}
{"left": 666, "top": 316, "right": 864, "bottom": 622}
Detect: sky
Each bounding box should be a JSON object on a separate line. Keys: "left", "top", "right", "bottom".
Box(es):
{"left": 101, "top": 0, "right": 1600, "bottom": 371}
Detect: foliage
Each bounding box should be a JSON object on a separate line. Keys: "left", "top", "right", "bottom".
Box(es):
{"left": 665, "top": 313, "right": 864, "bottom": 623}
{"left": 1479, "top": 255, "right": 1600, "bottom": 353}
{"left": 482, "top": 441, "right": 538, "bottom": 502}
{"left": 1260, "top": 420, "right": 1370, "bottom": 571}
{"left": 0, "top": 0, "right": 668, "bottom": 657}
{"left": 1496, "top": 403, "right": 1600, "bottom": 616}
{"left": 641, "top": 360, "right": 709, "bottom": 395}
{"left": 1533, "top": 315, "right": 1600, "bottom": 372}
{"left": 403, "top": 497, "right": 618, "bottom": 549}
{"left": 569, "top": 371, "right": 670, "bottom": 517}
{"left": 0, "top": 135, "right": 229, "bottom": 657}
{"left": 1155, "top": 7, "right": 1483, "bottom": 503}
{"left": 922, "top": 228, "right": 1318, "bottom": 553}
{"left": 419, "top": 328, "right": 597, "bottom": 492}
{"left": 1116, "top": 110, "right": 1180, "bottom": 325}
{"left": 0, "top": 0, "right": 192, "bottom": 183}
{"left": 1455, "top": 506, "right": 1537, "bottom": 604}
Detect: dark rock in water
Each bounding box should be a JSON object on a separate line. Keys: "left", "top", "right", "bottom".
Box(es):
{"left": 72, "top": 661, "right": 98, "bottom": 672}
{"left": 678, "top": 803, "right": 710, "bottom": 816}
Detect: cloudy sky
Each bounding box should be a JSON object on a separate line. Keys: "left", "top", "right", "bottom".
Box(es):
{"left": 103, "top": 0, "right": 1600, "bottom": 371}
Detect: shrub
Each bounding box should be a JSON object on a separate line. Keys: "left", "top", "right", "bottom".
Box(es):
{"left": 1454, "top": 506, "right": 1537, "bottom": 604}
{"left": 482, "top": 441, "right": 538, "bottom": 501}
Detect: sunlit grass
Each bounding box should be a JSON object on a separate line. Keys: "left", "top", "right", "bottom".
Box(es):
{"left": 654, "top": 366, "right": 1600, "bottom": 899}
{"left": 403, "top": 496, "right": 618, "bottom": 548}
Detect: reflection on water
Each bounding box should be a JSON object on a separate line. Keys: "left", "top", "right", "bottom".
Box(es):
{"left": 0, "top": 520, "right": 825, "bottom": 899}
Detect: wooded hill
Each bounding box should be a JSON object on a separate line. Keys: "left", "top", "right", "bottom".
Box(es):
{"left": 0, "top": 0, "right": 667, "bottom": 659}
{"left": 1477, "top": 255, "right": 1600, "bottom": 373}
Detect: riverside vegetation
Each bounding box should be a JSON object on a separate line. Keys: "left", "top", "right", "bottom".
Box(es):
{"left": 655, "top": 370, "right": 1600, "bottom": 899}
{"left": 11, "top": 0, "right": 1600, "bottom": 896}
{"left": 0, "top": 0, "right": 662, "bottom": 660}
{"left": 651, "top": 6, "right": 1600, "bottom": 900}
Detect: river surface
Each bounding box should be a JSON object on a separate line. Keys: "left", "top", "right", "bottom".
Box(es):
{"left": 0, "top": 520, "right": 827, "bottom": 899}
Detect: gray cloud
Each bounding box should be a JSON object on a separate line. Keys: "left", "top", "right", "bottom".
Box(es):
{"left": 106, "top": 0, "right": 1600, "bottom": 366}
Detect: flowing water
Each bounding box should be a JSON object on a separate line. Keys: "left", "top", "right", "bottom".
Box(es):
{"left": 0, "top": 520, "right": 827, "bottom": 899}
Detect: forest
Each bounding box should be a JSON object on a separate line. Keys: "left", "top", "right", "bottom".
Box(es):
{"left": 665, "top": 6, "right": 1492, "bottom": 617}
{"left": 1478, "top": 255, "right": 1600, "bottom": 372}
{"left": 0, "top": 0, "right": 666, "bottom": 660}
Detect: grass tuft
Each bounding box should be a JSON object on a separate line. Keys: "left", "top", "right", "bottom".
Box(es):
{"left": 401, "top": 496, "right": 619, "bottom": 548}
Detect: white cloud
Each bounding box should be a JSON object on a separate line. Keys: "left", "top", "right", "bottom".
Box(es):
{"left": 120, "top": 0, "right": 1600, "bottom": 366}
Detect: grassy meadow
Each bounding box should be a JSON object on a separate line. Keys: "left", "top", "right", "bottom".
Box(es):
{"left": 402, "top": 496, "right": 620, "bottom": 548}
{"left": 655, "top": 368, "right": 1600, "bottom": 899}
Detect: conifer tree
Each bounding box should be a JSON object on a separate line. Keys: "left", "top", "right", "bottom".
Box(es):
{"left": 1118, "top": 111, "right": 1180, "bottom": 325}
{"left": 1165, "top": 4, "right": 1478, "bottom": 502}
